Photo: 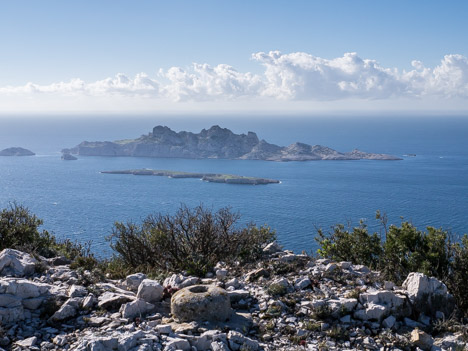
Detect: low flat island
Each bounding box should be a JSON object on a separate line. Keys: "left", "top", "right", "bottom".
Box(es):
{"left": 101, "top": 169, "right": 280, "bottom": 185}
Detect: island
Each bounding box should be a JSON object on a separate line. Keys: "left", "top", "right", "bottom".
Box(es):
{"left": 61, "top": 153, "right": 78, "bottom": 161}
{"left": 101, "top": 169, "right": 280, "bottom": 185}
{"left": 0, "top": 147, "right": 35, "bottom": 156}
{"left": 66, "top": 125, "right": 402, "bottom": 161}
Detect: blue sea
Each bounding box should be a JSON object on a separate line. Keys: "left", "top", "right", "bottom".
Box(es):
{"left": 1, "top": 115, "right": 467, "bottom": 257}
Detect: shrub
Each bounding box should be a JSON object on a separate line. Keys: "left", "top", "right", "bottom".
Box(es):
{"left": 315, "top": 212, "right": 468, "bottom": 315}
{"left": 0, "top": 203, "right": 56, "bottom": 257}
{"left": 267, "top": 283, "right": 287, "bottom": 296}
{"left": 108, "top": 204, "right": 276, "bottom": 276}
{"left": 447, "top": 235, "right": 468, "bottom": 314}
{"left": 382, "top": 223, "right": 451, "bottom": 283}
{"left": 315, "top": 222, "right": 382, "bottom": 269}
{"left": 0, "top": 203, "right": 96, "bottom": 265}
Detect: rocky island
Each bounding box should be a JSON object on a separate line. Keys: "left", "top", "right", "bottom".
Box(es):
{"left": 61, "top": 152, "right": 78, "bottom": 161}
{"left": 101, "top": 169, "right": 280, "bottom": 185}
{"left": 0, "top": 147, "right": 35, "bottom": 156}
{"left": 66, "top": 125, "right": 401, "bottom": 161}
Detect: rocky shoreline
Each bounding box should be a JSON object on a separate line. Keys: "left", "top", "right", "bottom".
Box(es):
{"left": 0, "top": 246, "right": 466, "bottom": 351}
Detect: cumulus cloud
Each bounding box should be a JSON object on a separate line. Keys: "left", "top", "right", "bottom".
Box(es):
{"left": 1, "top": 52, "right": 468, "bottom": 107}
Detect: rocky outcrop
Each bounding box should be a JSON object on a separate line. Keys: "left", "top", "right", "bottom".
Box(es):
{"left": 0, "top": 248, "right": 465, "bottom": 351}
{"left": 67, "top": 125, "right": 402, "bottom": 161}
{"left": 0, "top": 249, "right": 37, "bottom": 277}
{"left": 0, "top": 147, "right": 35, "bottom": 156}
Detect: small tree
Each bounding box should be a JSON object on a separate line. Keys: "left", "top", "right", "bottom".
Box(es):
{"left": 0, "top": 203, "right": 55, "bottom": 256}
{"left": 108, "top": 204, "right": 276, "bottom": 276}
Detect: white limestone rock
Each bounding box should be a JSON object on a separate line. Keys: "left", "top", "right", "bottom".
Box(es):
{"left": 165, "top": 337, "right": 191, "bottom": 351}
{"left": 382, "top": 315, "right": 396, "bottom": 329}
{"left": 0, "top": 249, "right": 37, "bottom": 277}
{"left": 49, "top": 298, "right": 82, "bottom": 323}
{"left": 119, "top": 299, "right": 155, "bottom": 319}
{"left": 69, "top": 284, "right": 87, "bottom": 298}
{"left": 262, "top": 241, "right": 282, "bottom": 255}
{"left": 294, "top": 277, "right": 311, "bottom": 290}
{"left": 227, "top": 331, "right": 259, "bottom": 351}
{"left": 136, "top": 279, "right": 163, "bottom": 304}
{"left": 98, "top": 292, "right": 134, "bottom": 310}
{"left": 125, "top": 273, "right": 147, "bottom": 292}
{"left": 354, "top": 303, "right": 388, "bottom": 321}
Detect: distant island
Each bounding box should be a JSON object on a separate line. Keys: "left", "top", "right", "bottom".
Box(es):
{"left": 101, "top": 169, "right": 280, "bottom": 185}
{"left": 0, "top": 147, "right": 35, "bottom": 156}
{"left": 61, "top": 152, "right": 77, "bottom": 161}
{"left": 66, "top": 125, "right": 401, "bottom": 161}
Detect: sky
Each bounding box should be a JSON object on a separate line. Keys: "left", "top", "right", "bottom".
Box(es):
{"left": 1, "top": 0, "right": 468, "bottom": 115}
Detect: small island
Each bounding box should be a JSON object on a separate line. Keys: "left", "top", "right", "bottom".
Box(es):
{"left": 101, "top": 169, "right": 280, "bottom": 185}
{"left": 61, "top": 153, "right": 78, "bottom": 161}
{"left": 0, "top": 147, "right": 35, "bottom": 156}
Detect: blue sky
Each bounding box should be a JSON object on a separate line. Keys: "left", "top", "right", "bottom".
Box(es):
{"left": 1, "top": 0, "right": 467, "bottom": 114}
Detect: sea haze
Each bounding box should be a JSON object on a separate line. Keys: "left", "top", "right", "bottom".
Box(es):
{"left": 0, "top": 115, "right": 467, "bottom": 256}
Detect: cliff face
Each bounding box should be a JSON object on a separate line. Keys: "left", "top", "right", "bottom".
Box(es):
{"left": 68, "top": 125, "right": 402, "bottom": 161}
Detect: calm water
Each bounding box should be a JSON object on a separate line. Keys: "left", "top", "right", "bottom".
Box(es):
{"left": 1, "top": 115, "right": 467, "bottom": 256}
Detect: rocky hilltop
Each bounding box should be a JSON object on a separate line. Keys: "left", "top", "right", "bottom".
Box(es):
{"left": 0, "top": 147, "right": 35, "bottom": 156}
{"left": 0, "top": 247, "right": 465, "bottom": 351}
{"left": 67, "top": 126, "right": 401, "bottom": 161}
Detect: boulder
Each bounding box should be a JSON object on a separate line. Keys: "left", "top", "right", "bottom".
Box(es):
{"left": 15, "top": 336, "right": 37, "bottom": 348}
{"left": 402, "top": 272, "right": 455, "bottom": 316}
{"left": 0, "top": 305, "right": 24, "bottom": 324}
{"left": 98, "top": 292, "right": 134, "bottom": 311}
{"left": 69, "top": 285, "right": 87, "bottom": 298}
{"left": 124, "top": 273, "right": 147, "bottom": 292}
{"left": 49, "top": 298, "right": 82, "bottom": 323}
{"left": 263, "top": 241, "right": 282, "bottom": 255}
{"left": 227, "top": 331, "right": 259, "bottom": 351}
{"left": 165, "top": 337, "right": 191, "bottom": 351}
{"left": 382, "top": 315, "right": 396, "bottom": 329}
{"left": 119, "top": 299, "right": 155, "bottom": 319}
{"left": 136, "top": 279, "right": 163, "bottom": 303}
{"left": 0, "top": 249, "right": 37, "bottom": 277}
{"left": 354, "top": 303, "right": 388, "bottom": 321}
{"left": 403, "top": 272, "right": 447, "bottom": 298}
{"left": 294, "top": 277, "right": 311, "bottom": 290}
{"left": 164, "top": 273, "right": 199, "bottom": 289}
{"left": 171, "top": 285, "right": 231, "bottom": 322}
{"left": 410, "top": 329, "right": 434, "bottom": 351}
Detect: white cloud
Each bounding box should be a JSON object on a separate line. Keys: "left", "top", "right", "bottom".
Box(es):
{"left": 1, "top": 51, "right": 468, "bottom": 112}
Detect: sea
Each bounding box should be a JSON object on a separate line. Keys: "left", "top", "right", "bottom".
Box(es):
{"left": 1, "top": 115, "right": 467, "bottom": 257}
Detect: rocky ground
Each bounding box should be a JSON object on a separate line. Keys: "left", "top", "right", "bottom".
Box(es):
{"left": 0, "top": 245, "right": 467, "bottom": 351}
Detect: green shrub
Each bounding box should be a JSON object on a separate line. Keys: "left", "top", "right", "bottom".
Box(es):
{"left": 0, "top": 203, "right": 56, "bottom": 257}
{"left": 315, "top": 222, "right": 382, "bottom": 269}
{"left": 267, "top": 283, "right": 287, "bottom": 296}
{"left": 447, "top": 235, "right": 468, "bottom": 314}
{"left": 0, "top": 203, "right": 96, "bottom": 265}
{"left": 108, "top": 204, "right": 276, "bottom": 276}
{"left": 382, "top": 223, "right": 451, "bottom": 283}
{"left": 315, "top": 212, "right": 468, "bottom": 315}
